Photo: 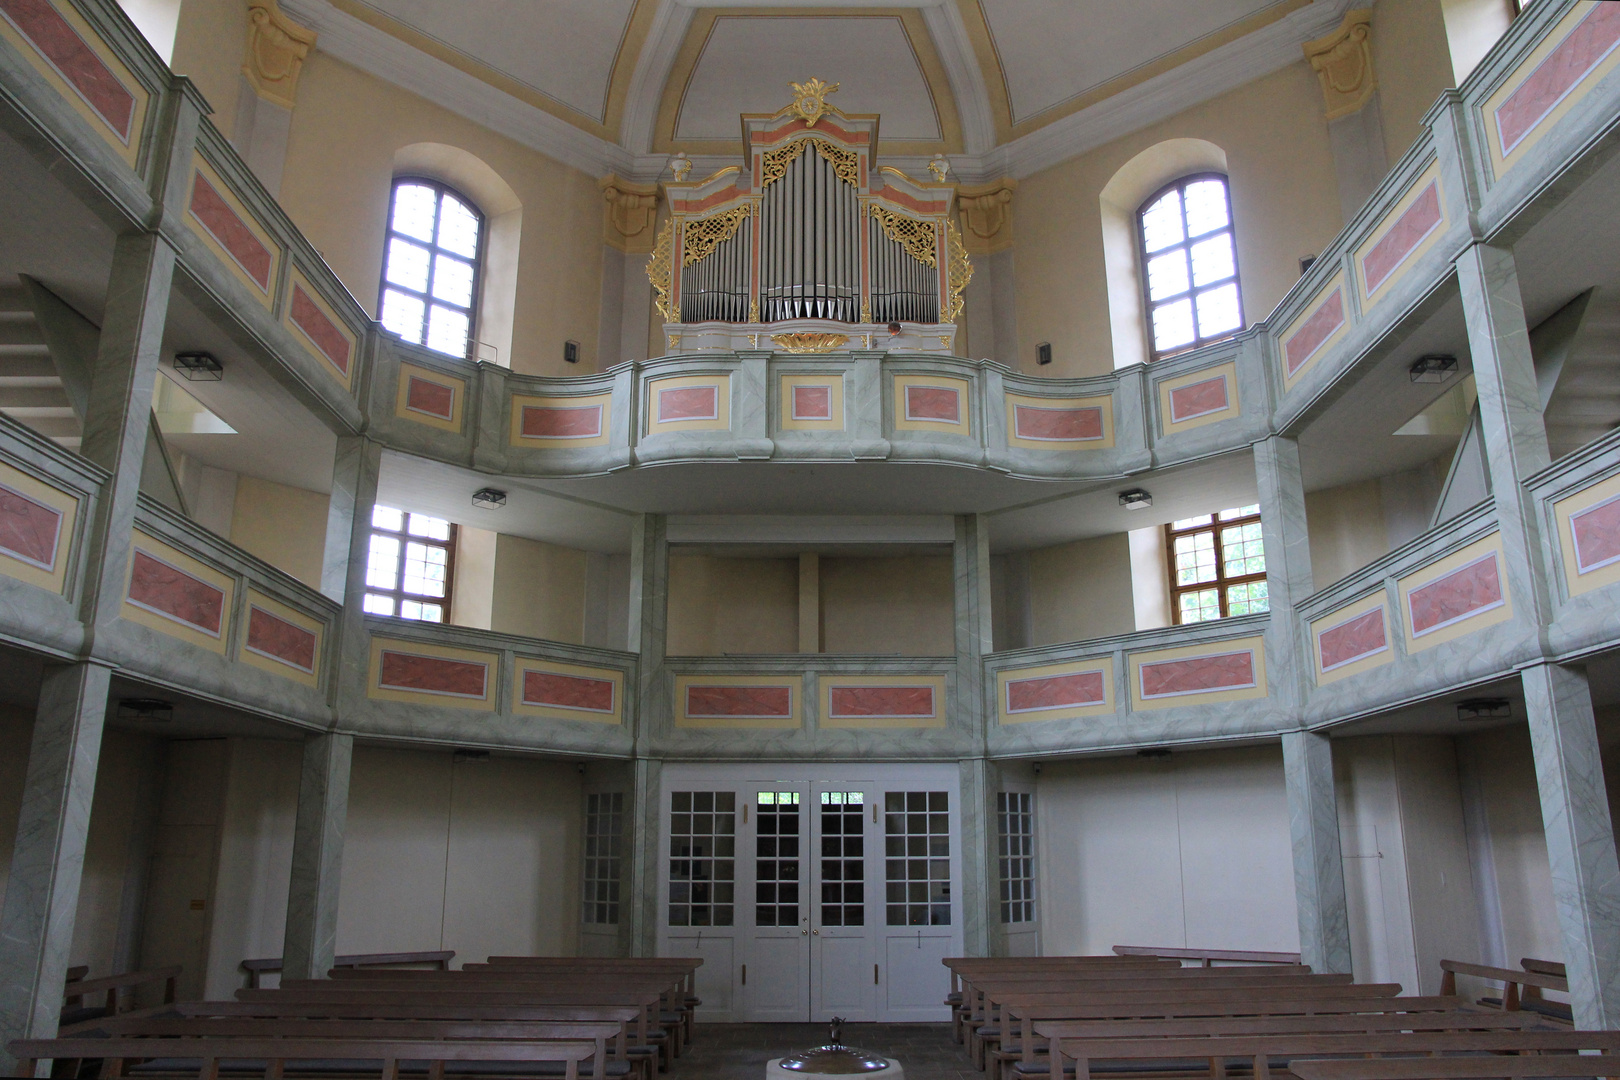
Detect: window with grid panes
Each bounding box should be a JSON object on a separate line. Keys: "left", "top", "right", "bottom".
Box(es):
{"left": 820, "top": 791, "right": 865, "bottom": 927}
{"left": 363, "top": 506, "right": 456, "bottom": 622}
{"left": 1138, "top": 174, "right": 1243, "bottom": 359}
{"left": 380, "top": 178, "right": 483, "bottom": 359}
{"left": 581, "top": 792, "right": 624, "bottom": 925}
{"left": 1166, "top": 505, "right": 1267, "bottom": 624}
{"left": 668, "top": 791, "right": 735, "bottom": 926}
{"left": 884, "top": 791, "right": 950, "bottom": 926}
{"left": 997, "top": 791, "right": 1035, "bottom": 924}
{"left": 754, "top": 791, "right": 801, "bottom": 927}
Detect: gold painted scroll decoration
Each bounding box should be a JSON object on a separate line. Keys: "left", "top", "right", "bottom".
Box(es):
{"left": 761, "top": 138, "right": 859, "bottom": 189}
{"left": 772, "top": 332, "right": 849, "bottom": 353}
{"left": 869, "top": 204, "right": 938, "bottom": 267}
{"left": 682, "top": 205, "right": 751, "bottom": 267}
{"left": 944, "top": 220, "right": 972, "bottom": 322}
{"left": 647, "top": 218, "right": 674, "bottom": 321}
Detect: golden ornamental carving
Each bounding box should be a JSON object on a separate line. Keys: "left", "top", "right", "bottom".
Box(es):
{"left": 668, "top": 334, "right": 682, "bottom": 353}
{"left": 787, "top": 77, "right": 840, "bottom": 127}
{"left": 870, "top": 204, "right": 938, "bottom": 267}
{"left": 957, "top": 178, "right": 1016, "bottom": 255}
{"left": 928, "top": 157, "right": 950, "bottom": 182}
{"left": 243, "top": 0, "right": 316, "bottom": 109}
{"left": 647, "top": 218, "right": 675, "bottom": 321}
{"left": 1304, "top": 9, "right": 1375, "bottom": 120}
{"left": 771, "top": 332, "right": 849, "bottom": 354}
{"left": 761, "top": 138, "right": 858, "bottom": 189}
{"left": 944, "top": 220, "right": 972, "bottom": 323}
{"left": 681, "top": 205, "right": 751, "bottom": 267}
{"left": 748, "top": 298, "right": 760, "bottom": 323}
{"left": 668, "top": 153, "right": 692, "bottom": 181}
{"left": 860, "top": 297, "right": 871, "bottom": 323}
{"left": 599, "top": 175, "right": 660, "bottom": 254}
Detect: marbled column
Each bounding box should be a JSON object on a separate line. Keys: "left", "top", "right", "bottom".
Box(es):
{"left": 76, "top": 232, "right": 178, "bottom": 636}
{"left": 1521, "top": 662, "right": 1620, "bottom": 1029}
{"left": 327, "top": 438, "right": 383, "bottom": 707}
{"left": 954, "top": 516, "right": 994, "bottom": 958}
{"left": 1281, "top": 730, "right": 1352, "bottom": 974}
{"left": 1457, "top": 243, "right": 1554, "bottom": 626}
{"left": 0, "top": 662, "right": 112, "bottom": 1071}
{"left": 627, "top": 517, "right": 669, "bottom": 958}
{"left": 628, "top": 757, "right": 663, "bottom": 958}
{"left": 958, "top": 757, "right": 992, "bottom": 958}
{"left": 1254, "top": 436, "right": 1313, "bottom": 704}
{"left": 281, "top": 731, "right": 353, "bottom": 981}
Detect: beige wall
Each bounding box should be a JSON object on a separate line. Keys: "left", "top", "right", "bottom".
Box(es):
{"left": 169, "top": 0, "right": 246, "bottom": 134}
{"left": 667, "top": 555, "right": 798, "bottom": 655}
{"left": 1374, "top": 0, "right": 1458, "bottom": 167}
{"left": 229, "top": 475, "right": 329, "bottom": 589}
{"left": 1028, "top": 534, "right": 1135, "bottom": 646}
{"left": 1306, "top": 480, "right": 1390, "bottom": 588}
{"left": 820, "top": 555, "right": 954, "bottom": 656}
{"left": 1015, "top": 62, "right": 1342, "bottom": 378}
{"left": 490, "top": 535, "right": 588, "bottom": 643}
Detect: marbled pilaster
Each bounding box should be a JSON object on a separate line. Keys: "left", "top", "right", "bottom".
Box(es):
{"left": 0, "top": 662, "right": 112, "bottom": 1071}
{"left": 954, "top": 514, "right": 993, "bottom": 739}
{"left": 1281, "top": 730, "right": 1352, "bottom": 973}
{"left": 327, "top": 438, "right": 383, "bottom": 709}
{"left": 281, "top": 731, "right": 352, "bottom": 981}
{"left": 629, "top": 514, "right": 670, "bottom": 747}
{"left": 958, "top": 757, "right": 991, "bottom": 957}
{"left": 628, "top": 756, "right": 663, "bottom": 958}
{"left": 1255, "top": 436, "right": 1313, "bottom": 707}
{"left": 1521, "top": 661, "right": 1620, "bottom": 1029}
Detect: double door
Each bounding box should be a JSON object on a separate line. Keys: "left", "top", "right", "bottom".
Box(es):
{"left": 658, "top": 763, "right": 959, "bottom": 1023}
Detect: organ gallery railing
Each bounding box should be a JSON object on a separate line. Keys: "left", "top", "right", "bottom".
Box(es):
{"left": 650, "top": 79, "right": 971, "bottom": 352}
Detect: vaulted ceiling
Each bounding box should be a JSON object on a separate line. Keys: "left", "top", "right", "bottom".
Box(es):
{"left": 280, "top": 0, "right": 1356, "bottom": 181}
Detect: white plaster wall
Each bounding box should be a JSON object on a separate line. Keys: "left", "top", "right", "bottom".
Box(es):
{"left": 1035, "top": 746, "right": 1298, "bottom": 956}
{"left": 1464, "top": 726, "right": 1563, "bottom": 967}
{"left": 69, "top": 730, "right": 156, "bottom": 976}
{"left": 1393, "top": 736, "right": 1482, "bottom": 996}
{"left": 1335, "top": 735, "right": 1421, "bottom": 990}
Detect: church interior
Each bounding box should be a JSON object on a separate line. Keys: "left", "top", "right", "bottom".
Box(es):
{"left": 3, "top": 0, "right": 1620, "bottom": 1072}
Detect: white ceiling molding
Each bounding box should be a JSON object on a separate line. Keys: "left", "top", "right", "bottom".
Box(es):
{"left": 619, "top": 0, "right": 695, "bottom": 157}
{"left": 667, "top": 515, "right": 956, "bottom": 545}
{"left": 281, "top": 0, "right": 635, "bottom": 177}
{"left": 921, "top": 0, "right": 995, "bottom": 157}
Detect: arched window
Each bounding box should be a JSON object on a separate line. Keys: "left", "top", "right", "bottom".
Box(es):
{"left": 1138, "top": 173, "right": 1242, "bottom": 359}
{"left": 380, "top": 178, "right": 483, "bottom": 358}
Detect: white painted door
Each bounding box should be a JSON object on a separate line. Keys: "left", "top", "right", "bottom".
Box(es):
{"left": 811, "top": 785, "right": 876, "bottom": 1021}
{"left": 745, "top": 786, "right": 811, "bottom": 1020}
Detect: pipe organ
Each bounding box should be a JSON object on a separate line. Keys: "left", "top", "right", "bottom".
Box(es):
{"left": 651, "top": 78, "right": 971, "bottom": 354}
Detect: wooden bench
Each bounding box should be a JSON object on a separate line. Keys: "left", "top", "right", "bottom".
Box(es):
{"left": 464, "top": 962, "right": 702, "bottom": 1044}
{"left": 60, "top": 968, "right": 183, "bottom": 1026}
{"left": 1111, "top": 946, "right": 1302, "bottom": 967}
{"left": 1439, "top": 958, "right": 1572, "bottom": 1024}
{"left": 240, "top": 951, "right": 455, "bottom": 989}
{"left": 942, "top": 959, "right": 1176, "bottom": 1041}
{"left": 1292, "top": 1054, "right": 1620, "bottom": 1080}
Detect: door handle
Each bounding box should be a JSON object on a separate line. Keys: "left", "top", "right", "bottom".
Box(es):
{"left": 812, "top": 929, "right": 819, "bottom": 935}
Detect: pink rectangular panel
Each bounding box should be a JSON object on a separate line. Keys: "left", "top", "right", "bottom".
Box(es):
{"left": 828, "top": 685, "right": 935, "bottom": 719}
{"left": 523, "top": 670, "right": 616, "bottom": 713}
{"left": 290, "top": 285, "right": 351, "bottom": 375}
{"left": 1014, "top": 404, "right": 1103, "bottom": 441}
{"left": 0, "top": 0, "right": 134, "bottom": 140}
{"left": 128, "top": 550, "right": 224, "bottom": 636}
{"left": 1571, "top": 493, "right": 1620, "bottom": 575}
{"left": 685, "top": 684, "right": 793, "bottom": 719}
{"left": 246, "top": 605, "right": 317, "bottom": 673}
{"left": 1005, "top": 670, "right": 1106, "bottom": 713}
{"left": 1168, "top": 375, "right": 1229, "bottom": 424}
{"left": 378, "top": 649, "right": 488, "bottom": 699}
{"left": 1408, "top": 553, "right": 1504, "bottom": 637}
{"left": 1362, "top": 182, "right": 1441, "bottom": 295}
{"left": 1497, "top": 3, "right": 1620, "bottom": 154}
{"left": 792, "top": 384, "right": 832, "bottom": 421}
{"left": 1284, "top": 287, "right": 1345, "bottom": 376}
{"left": 905, "top": 385, "right": 960, "bottom": 423}
{"left": 1318, "top": 608, "right": 1387, "bottom": 672}
{"left": 190, "top": 171, "right": 272, "bottom": 290}
{"left": 522, "top": 404, "right": 603, "bottom": 439}
{"left": 405, "top": 376, "right": 455, "bottom": 420}
{"left": 0, "top": 482, "right": 62, "bottom": 571}
{"left": 658, "top": 385, "right": 718, "bottom": 421}
{"left": 1139, "top": 650, "right": 1256, "bottom": 699}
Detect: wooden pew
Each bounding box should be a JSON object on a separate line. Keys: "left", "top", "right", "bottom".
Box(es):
{"left": 1439, "top": 958, "right": 1572, "bottom": 1024}
{"left": 9, "top": 1036, "right": 599, "bottom": 1080}
{"left": 240, "top": 951, "right": 455, "bottom": 990}
{"left": 1111, "top": 945, "right": 1302, "bottom": 967}
{"left": 59, "top": 968, "right": 183, "bottom": 1026}
{"left": 1292, "top": 1054, "right": 1620, "bottom": 1080}
{"left": 942, "top": 958, "right": 1176, "bottom": 1041}
{"left": 466, "top": 961, "right": 702, "bottom": 1044}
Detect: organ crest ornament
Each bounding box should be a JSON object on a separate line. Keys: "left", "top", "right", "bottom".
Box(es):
{"left": 682, "top": 206, "right": 752, "bottom": 266}
{"left": 869, "top": 205, "right": 938, "bottom": 267}
{"left": 787, "top": 77, "right": 840, "bottom": 127}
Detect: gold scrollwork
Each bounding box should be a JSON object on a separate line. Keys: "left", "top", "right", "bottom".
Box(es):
{"left": 787, "top": 77, "right": 840, "bottom": 127}
{"left": 771, "top": 332, "right": 849, "bottom": 354}
{"left": 870, "top": 205, "right": 939, "bottom": 267}
{"left": 761, "top": 138, "right": 858, "bottom": 188}
{"left": 647, "top": 218, "right": 674, "bottom": 321}
{"left": 681, "top": 206, "right": 751, "bottom": 267}
{"left": 944, "top": 220, "right": 973, "bottom": 323}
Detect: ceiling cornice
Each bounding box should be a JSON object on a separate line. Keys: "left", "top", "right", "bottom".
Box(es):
{"left": 620, "top": 0, "right": 696, "bottom": 155}
{"left": 921, "top": 0, "right": 993, "bottom": 156}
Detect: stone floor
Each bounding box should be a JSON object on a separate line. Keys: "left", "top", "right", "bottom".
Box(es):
{"left": 671, "top": 1024, "right": 971, "bottom": 1080}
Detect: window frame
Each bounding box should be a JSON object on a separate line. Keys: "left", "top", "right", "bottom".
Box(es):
{"left": 364, "top": 507, "right": 458, "bottom": 622}
{"left": 1136, "top": 172, "right": 1245, "bottom": 361}
{"left": 1165, "top": 506, "right": 1267, "bottom": 625}
{"left": 378, "top": 176, "right": 486, "bottom": 360}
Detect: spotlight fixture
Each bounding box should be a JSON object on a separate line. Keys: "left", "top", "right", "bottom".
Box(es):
{"left": 117, "top": 697, "right": 173, "bottom": 722}
{"left": 173, "top": 351, "right": 223, "bottom": 381}
{"left": 1118, "top": 488, "right": 1152, "bottom": 510}
{"left": 1457, "top": 697, "right": 1512, "bottom": 721}
{"left": 1409, "top": 354, "right": 1458, "bottom": 383}
{"left": 472, "top": 487, "right": 507, "bottom": 510}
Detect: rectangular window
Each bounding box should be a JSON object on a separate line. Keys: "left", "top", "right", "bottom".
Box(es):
{"left": 997, "top": 791, "right": 1035, "bottom": 924}
{"left": 365, "top": 505, "right": 456, "bottom": 622}
{"left": 1166, "top": 504, "right": 1267, "bottom": 625}
{"left": 820, "top": 791, "right": 865, "bottom": 927}
{"left": 668, "top": 791, "right": 735, "bottom": 927}
{"left": 582, "top": 792, "right": 624, "bottom": 926}
{"left": 884, "top": 791, "right": 950, "bottom": 926}
{"left": 754, "top": 791, "right": 801, "bottom": 928}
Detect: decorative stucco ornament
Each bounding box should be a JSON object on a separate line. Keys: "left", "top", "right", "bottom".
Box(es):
{"left": 788, "top": 77, "right": 840, "bottom": 127}
{"left": 242, "top": 1, "right": 316, "bottom": 110}
{"left": 1303, "top": 9, "right": 1376, "bottom": 120}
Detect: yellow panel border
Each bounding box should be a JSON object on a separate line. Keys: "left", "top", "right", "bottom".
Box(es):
{"left": 368, "top": 635, "right": 498, "bottom": 711}
{"left": 1397, "top": 532, "right": 1512, "bottom": 652}
{"left": 1158, "top": 361, "right": 1239, "bottom": 434}
{"left": 122, "top": 531, "right": 235, "bottom": 654}
{"left": 1005, "top": 392, "right": 1113, "bottom": 450}
{"left": 510, "top": 392, "right": 613, "bottom": 449}
{"left": 513, "top": 657, "right": 626, "bottom": 725}
{"left": 1310, "top": 591, "right": 1393, "bottom": 686}
{"left": 674, "top": 673, "right": 801, "bottom": 729}
{"left": 779, "top": 374, "right": 846, "bottom": 432}
{"left": 238, "top": 588, "right": 323, "bottom": 688}
{"left": 819, "top": 674, "right": 948, "bottom": 729}
{"left": 0, "top": 460, "right": 79, "bottom": 595}
{"left": 395, "top": 362, "right": 466, "bottom": 433}
{"left": 995, "top": 656, "right": 1114, "bottom": 724}
{"left": 1554, "top": 471, "right": 1620, "bottom": 598}
{"left": 893, "top": 373, "right": 972, "bottom": 433}
{"left": 647, "top": 373, "right": 731, "bottom": 433}
{"left": 1128, "top": 635, "right": 1267, "bottom": 711}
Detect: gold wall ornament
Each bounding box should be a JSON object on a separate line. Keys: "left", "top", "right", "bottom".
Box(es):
{"left": 748, "top": 298, "right": 760, "bottom": 323}
{"left": 647, "top": 218, "right": 675, "bottom": 321}
{"left": 956, "top": 179, "right": 1016, "bottom": 255}
{"left": 771, "top": 332, "right": 850, "bottom": 354}
{"left": 869, "top": 205, "right": 939, "bottom": 267}
{"left": 681, "top": 205, "right": 751, "bottom": 266}
{"left": 599, "top": 175, "right": 660, "bottom": 253}
{"left": 928, "top": 157, "right": 950, "bottom": 182}
{"left": 860, "top": 298, "right": 871, "bottom": 323}
{"left": 787, "top": 77, "right": 840, "bottom": 127}
{"left": 749, "top": 334, "right": 760, "bottom": 349}
{"left": 944, "top": 220, "right": 972, "bottom": 323}
{"left": 243, "top": 0, "right": 316, "bottom": 109}
{"left": 1304, "top": 9, "right": 1376, "bottom": 120}
{"left": 668, "top": 153, "right": 692, "bottom": 181}
{"left": 761, "top": 138, "right": 858, "bottom": 188}
{"left": 668, "top": 334, "right": 682, "bottom": 353}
